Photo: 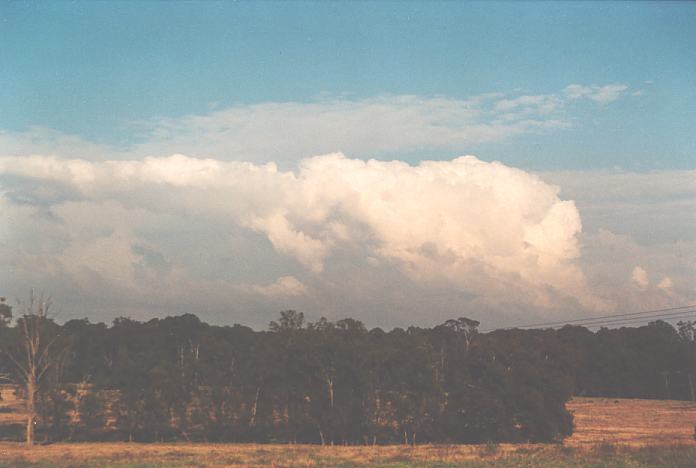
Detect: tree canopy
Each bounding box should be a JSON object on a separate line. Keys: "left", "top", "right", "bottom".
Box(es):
{"left": 0, "top": 311, "right": 693, "bottom": 444}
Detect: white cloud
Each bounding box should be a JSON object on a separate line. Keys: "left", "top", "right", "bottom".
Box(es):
{"left": 657, "top": 276, "right": 674, "bottom": 292}
{"left": 2, "top": 154, "right": 692, "bottom": 328}
{"left": 0, "top": 153, "right": 606, "bottom": 323}
{"left": 128, "top": 95, "right": 570, "bottom": 163}
{"left": 631, "top": 266, "right": 649, "bottom": 288}
{"left": 0, "top": 127, "right": 115, "bottom": 160}
{"left": 494, "top": 94, "right": 561, "bottom": 114}
{"left": 564, "top": 84, "right": 629, "bottom": 104}
{"left": 2, "top": 83, "right": 671, "bottom": 328}
{"left": 0, "top": 84, "right": 630, "bottom": 165}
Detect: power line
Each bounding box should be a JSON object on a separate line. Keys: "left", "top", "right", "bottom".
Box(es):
{"left": 558, "top": 310, "right": 696, "bottom": 329}
{"left": 545, "top": 309, "right": 696, "bottom": 329}
{"left": 488, "top": 304, "right": 696, "bottom": 330}
{"left": 481, "top": 304, "right": 696, "bottom": 332}
{"left": 517, "top": 304, "right": 696, "bottom": 328}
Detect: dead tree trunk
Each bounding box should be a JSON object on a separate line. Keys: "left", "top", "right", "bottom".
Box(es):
{"left": 26, "top": 378, "right": 35, "bottom": 445}
{"left": 3, "top": 292, "right": 60, "bottom": 447}
{"left": 249, "top": 387, "right": 260, "bottom": 426}
{"left": 326, "top": 374, "right": 335, "bottom": 410}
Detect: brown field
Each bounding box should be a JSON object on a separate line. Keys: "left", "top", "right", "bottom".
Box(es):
{"left": 0, "top": 396, "right": 695, "bottom": 466}
{"left": 1, "top": 441, "right": 695, "bottom": 467}
{"left": 0, "top": 385, "right": 24, "bottom": 427}
{"left": 565, "top": 397, "right": 696, "bottom": 446}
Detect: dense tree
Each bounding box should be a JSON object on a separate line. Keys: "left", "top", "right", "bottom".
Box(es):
{"left": 0, "top": 309, "right": 693, "bottom": 444}
{"left": 0, "top": 298, "right": 11, "bottom": 383}
{"left": 0, "top": 297, "right": 11, "bottom": 328}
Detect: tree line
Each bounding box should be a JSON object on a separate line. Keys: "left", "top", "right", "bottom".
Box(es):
{"left": 0, "top": 298, "right": 694, "bottom": 445}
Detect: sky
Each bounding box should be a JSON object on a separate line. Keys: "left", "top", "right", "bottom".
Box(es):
{"left": 0, "top": 1, "right": 694, "bottom": 330}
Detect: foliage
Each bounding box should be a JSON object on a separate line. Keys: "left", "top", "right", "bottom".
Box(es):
{"left": 0, "top": 309, "right": 693, "bottom": 444}
{"left": 0, "top": 297, "right": 11, "bottom": 328}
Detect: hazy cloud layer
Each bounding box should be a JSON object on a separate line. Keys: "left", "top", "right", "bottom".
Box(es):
{"left": 542, "top": 169, "right": 696, "bottom": 246}
{"left": 0, "top": 84, "right": 630, "bottom": 164}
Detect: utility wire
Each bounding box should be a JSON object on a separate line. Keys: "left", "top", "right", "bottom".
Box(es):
{"left": 481, "top": 304, "right": 696, "bottom": 332}
{"left": 556, "top": 310, "right": 696, "bottom": 329}
{"left": 508, "top": 304, "right": 696, "bottom": 329}
{"left": 544, "top": 308, "right": 696, "bottom": 329}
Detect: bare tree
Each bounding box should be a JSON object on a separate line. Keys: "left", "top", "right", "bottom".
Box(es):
{"left": 3, "top": 292, "right": 61, "bottom": 446}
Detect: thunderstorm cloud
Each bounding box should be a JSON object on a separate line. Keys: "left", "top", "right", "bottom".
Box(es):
{"left": 1, "top": 153, "right": 614, "bottom": 326}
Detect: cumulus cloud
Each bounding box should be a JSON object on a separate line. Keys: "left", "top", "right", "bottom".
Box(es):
{"left": 0, "top": 152, "right": 607, "bottom": 324}
{"left": 631, "top": 266, "right": 649, "bottom": 288}
{"left": 657, "top": 276, "right": 674, "bottom": 292}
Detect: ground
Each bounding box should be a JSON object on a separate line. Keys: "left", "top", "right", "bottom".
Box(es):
{"left": 0, "top": 397, "right": 695, "bottom": 466}
{"left": 565, "top": 397, "right": 696, "bottom": 447}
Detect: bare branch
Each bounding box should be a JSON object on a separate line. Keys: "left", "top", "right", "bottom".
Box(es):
{"left": 6, "top": 290, "right": 63, "bottom": 446}
{"left": 3, "top": 350, "right": 29, "bottom": 380}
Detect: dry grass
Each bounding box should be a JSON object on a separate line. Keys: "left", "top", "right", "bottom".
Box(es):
{"left": 0, "top": 443, "right": 521, "bottom": 466}
{"left": 0, "top": 385, "right": 24, "bottom": 426}
{"left": 1, "top": 442, "right": 695, "bottom": 467}
{"left": 566, "top": 397, "right": 696, "bottom": 446}
{"left": 0, "top": 397, "right": 695, "bottom": 466}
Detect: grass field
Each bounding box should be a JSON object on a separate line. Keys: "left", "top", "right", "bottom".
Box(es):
{"left": 0, "top": 397, "right": 695, "bottom": 466}
{"left": 1, "top": 442, "right": 695, "bottom": 467}
{"left": 565, "top": 397, "right": 696, "bottom": 447}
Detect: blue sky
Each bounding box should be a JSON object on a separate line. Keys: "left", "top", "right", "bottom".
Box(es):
{"left": 1, "top": 2, "right": 694, "bottom": 328}
{"left": 2, "top": 1, "right": 695, "bottom": 170}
